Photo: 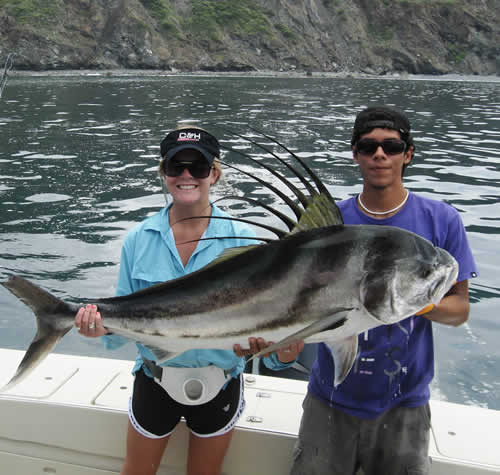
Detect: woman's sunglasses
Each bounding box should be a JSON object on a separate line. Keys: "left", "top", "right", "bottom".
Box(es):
{"left": 165, "top": 160, "right": 213, "bottom": 179}
{"left": 355, "top": 139, "right": 407, "bottom": 156}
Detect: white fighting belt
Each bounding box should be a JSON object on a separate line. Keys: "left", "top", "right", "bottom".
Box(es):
{"left": 155, "top": 365, "right": 231, "bottom": 406}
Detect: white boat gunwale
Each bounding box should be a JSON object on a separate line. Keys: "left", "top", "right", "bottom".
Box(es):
{"left": 0, "top": 349, "right": 498, "bottom": 474}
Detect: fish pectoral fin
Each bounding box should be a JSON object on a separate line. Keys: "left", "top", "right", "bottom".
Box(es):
{"left": 248, "top": 308, "right": 351, "bottom": 361}
{"left": 144, "top": 346, "right": 179, "bottom": 364}
{"left": 324, "top": 336, "right": 359, "bottom": 388}
{"left": 290, "top": 360, "right": 311, "bottom": 375}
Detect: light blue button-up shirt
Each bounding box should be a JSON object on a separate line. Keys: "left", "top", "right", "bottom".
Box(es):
{"left": 102, "top": 203, "right": 289, "bottom": 378}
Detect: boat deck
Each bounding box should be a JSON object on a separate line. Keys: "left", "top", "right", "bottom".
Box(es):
{"left": 0, "top": 349, "right": 498, "bottom": 474}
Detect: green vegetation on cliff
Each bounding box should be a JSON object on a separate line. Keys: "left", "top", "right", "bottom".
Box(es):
{"left": 187, "top": 0, "right": 271, "bottom": 38}
{"left": 140, "top": 0, "right": 176, "bottom": 31}
{"left": 140, "top": 0, "right": 273, "bottom": 41}
{"left": 0, "top": 0, "right": 498, "bottom": 74}
{"left": 0, "top": 0, "right": 62, "bottom": 24}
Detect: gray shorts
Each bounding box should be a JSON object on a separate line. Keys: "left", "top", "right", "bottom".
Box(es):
{"left": 290, "top": 392, "right": 431, "bottom": 475}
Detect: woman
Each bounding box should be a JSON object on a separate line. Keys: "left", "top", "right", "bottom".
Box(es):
{"left": 75, "top": 125, "right": 301, "bottom": 475}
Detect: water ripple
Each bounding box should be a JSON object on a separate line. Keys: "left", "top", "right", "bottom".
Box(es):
{"left": 0, "top": 74, "right": 499, "bottom": 410}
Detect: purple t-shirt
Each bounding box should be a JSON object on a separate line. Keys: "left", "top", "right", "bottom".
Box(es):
{"left": 308, "top": 192, "right": 478, "bottom": 419}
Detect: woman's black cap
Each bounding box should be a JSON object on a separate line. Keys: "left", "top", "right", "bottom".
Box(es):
{"left": 160, "top": 127, "right": 220, "bottom": 164}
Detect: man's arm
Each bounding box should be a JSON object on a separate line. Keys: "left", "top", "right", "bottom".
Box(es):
{"left": 421, "top": 280, "right": 470, "bottom": 327}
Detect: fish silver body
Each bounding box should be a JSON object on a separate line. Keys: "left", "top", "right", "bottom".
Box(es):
{"left": 1, "top": 222, "right": 458, "bottom": 390}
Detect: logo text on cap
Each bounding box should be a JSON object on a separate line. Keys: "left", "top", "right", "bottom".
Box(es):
{"left": 178, "top": 132, "right": 201, "bottom": 142}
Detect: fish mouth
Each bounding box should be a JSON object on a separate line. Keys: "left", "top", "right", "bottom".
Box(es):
{"left": 429, "top": 262, "right": 459, "bottom": 302}
{"left": 429, "top": 276, "right": 446, "bottom": 300}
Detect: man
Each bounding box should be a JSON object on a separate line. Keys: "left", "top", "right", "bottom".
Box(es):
{"left": 290, "top": 106, "right": 478, "bottom": 475}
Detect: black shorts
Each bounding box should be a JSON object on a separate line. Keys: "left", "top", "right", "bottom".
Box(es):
{"left": 128, "top": 367, "right": 245, "bottom": 438}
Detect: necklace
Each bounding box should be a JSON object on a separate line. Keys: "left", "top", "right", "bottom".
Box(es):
{"left": 358, "top": 190, "right": 409, "bottom": 216}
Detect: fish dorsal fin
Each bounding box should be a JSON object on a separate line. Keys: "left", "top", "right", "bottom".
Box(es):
{"left": 293, "top": 193, "right": 344, "bottom": 233}
{"left": 219, "top": 130, "right": 344, "bottom": 236}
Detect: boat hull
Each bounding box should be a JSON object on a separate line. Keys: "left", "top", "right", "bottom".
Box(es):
{"left": 0, "top": 349, "right": 498, "bottom": 474}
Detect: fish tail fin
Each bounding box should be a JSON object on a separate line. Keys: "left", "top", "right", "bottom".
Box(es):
{"left": 1, "top": 276, "right": 74, "bottom": 391}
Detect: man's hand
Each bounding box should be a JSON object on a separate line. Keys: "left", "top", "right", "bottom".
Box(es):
{"left": 275, "top": 340, "right": 305, "bottom": 363}
{"left": 415, "top": 303, "right": 434, "bottom": 315}
{"left": 234, "top": 337, "right": 304, "bottom": 363}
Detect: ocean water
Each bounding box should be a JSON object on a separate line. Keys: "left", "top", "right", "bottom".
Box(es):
{"left": 0, "top": 72, "right": 499, "bottom": 410}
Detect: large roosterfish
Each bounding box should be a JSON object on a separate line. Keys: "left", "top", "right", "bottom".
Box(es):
{"left": 1, "top": 130, "right": 458, "bottom": 390}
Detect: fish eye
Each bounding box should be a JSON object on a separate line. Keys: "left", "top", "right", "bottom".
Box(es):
{"left": 421, "top": 268, "right": 432, "bottom": 279}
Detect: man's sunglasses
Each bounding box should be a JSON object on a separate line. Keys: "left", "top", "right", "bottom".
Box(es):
{"left": 355, "top": 138, "right": 407, "bottom": 156}
{"left": 164, "top": 160, "right": 213, "bottom": 179}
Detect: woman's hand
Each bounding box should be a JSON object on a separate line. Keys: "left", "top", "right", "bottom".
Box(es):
{"left": 75, "top": 304, "right": 108, "bottom": 337}
{"left": 234, "top": 337, "right": 304, "bottom": 363}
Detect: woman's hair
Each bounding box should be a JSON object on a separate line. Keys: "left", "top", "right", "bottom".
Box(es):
{"left": 158, "top": 124, "right": 222, "bottom": 184}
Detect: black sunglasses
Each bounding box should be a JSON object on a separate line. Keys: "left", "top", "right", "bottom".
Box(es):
{"left": 165, "top": 160, "right": 213, "bottom": 179}
{"left": 356, "top": 138, "right": 407, "bottom": 156}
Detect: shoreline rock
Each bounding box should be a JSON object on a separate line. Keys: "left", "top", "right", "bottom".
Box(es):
{"left": 5, "top": 69, "right": 499, "bottom": 83}
{"left": 1, "top": 0, "right": 499, "bottom": 76}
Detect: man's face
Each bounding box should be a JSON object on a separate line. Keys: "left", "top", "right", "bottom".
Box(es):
{"left": 352, "top": 128, "right": 412, "bottom": 189}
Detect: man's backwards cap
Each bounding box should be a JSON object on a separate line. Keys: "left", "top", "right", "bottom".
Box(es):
{"left": 351, "top": 106, "right": 413, "bottom": 147}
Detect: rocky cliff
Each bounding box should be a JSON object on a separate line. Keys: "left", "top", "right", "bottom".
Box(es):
{"left": 1, "top": 0, "right": 499, "bottom": 75}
